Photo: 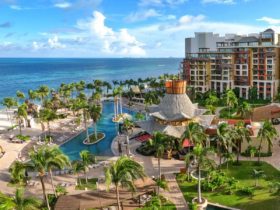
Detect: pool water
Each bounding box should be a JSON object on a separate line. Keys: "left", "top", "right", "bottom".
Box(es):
{"left": 60, "top": 102, "right": 133, "bottom": 160}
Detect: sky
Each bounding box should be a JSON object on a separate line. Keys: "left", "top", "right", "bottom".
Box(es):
{"left": 0, "top": 0, "right": 280, "bottom": 58}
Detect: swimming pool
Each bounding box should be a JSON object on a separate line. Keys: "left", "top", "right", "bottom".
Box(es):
{"left": 60, "top": 101, "right": 133, "bottom": 160}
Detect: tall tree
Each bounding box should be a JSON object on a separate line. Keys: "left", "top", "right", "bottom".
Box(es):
{"left": 257, "top": 120, "right": 278, "bottom": 163}
{"left": 237, "top": 101, "right": 252, "bottom": 119}
{"left": 28, "top": 146, "right": 52, "bottom": 210}
{"left": 2, "top": 97, "right": 17, "bottom": 125}
{"left": 148, "top": 132, "right": 167, "bottom": 193}
{"left": 183, "top": 122, "right": 207, "bottom": 150}
{"left": 104, "top": 156, "right": 146, "bottom": 210}
{"left": 214, "top": 122, "right": 232, "bottom": 167}
{"left": 39, "top": 108, "right": 58, "bottom": 137}
{"left": 233, "top": 121, "right": 251, "bottom": 164}
{"left": 37, "top": 85, "right": 50, "bottom": 104}
{"left": 79, "top": 150, "right": 91, "bottom": 183}
{"left": 224, "top": 89, "right": 238, "bottom": 117}
{"left": 0, "top": 188, "right": 41, "bottom": 210}
{"left": 89, "top": 104, "right": 102, "bottom": 141}
{"left": 185, "top": 144, "right": 215, "bottom": 204}
{"left": 15, "top": 104, "right": 28, "bottom": 135}
{"left": 45, "top": 146, "right": 70, "bottom": 197}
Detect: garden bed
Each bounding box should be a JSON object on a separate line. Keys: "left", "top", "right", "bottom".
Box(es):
{"left": 83, "top": 133, "right": 105, "bottom": 145}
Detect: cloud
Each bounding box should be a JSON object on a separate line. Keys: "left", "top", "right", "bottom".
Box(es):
{"left": 0, "top": 21, "right": 12, "bottom": 28}
{"left": 10, "top": 5, "right": 22, "bottom": 10}
{"left": 54, "top": 2, "right": 72, "bottom": 9}
{"left": 32, "top": 36, "right": 66, "bottom": 50}
{"left": 201, "top": 0, "right": 235, "bottom": 4}
{"left": 76, "top": 11, "right": 146, "bottom": 56}
{"left": 139, "top": 0, "right": 187, "bottom": 7}
{"left": 126, "top": 9, "right": 161, "bottom": 22}
{"left": 257, "top": 17, "right": 280, "bottom": 25}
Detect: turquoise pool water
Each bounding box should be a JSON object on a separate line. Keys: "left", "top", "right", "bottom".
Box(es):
{"left": 60, "top": 102, "right": 133, "bottom": 160}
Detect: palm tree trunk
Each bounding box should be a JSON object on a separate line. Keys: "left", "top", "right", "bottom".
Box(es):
{"left": 39, "top": 175, "right": 50, "bottom": 210}
{"left": 49, "top": 169, "right": 57, "bottom": 197}
{"left": 258, "top": 138, "right": 263, "bottom": 164}
{"left": 116, "top": 185, "right": 121, "bottom": 210}
{"left": 84, "top": 171, "right": 88, "bottom": 184}
{"left": 94, "top": 122, "right": 97, "bottom": 140}
{"left": 19, "top": 120, "right": 22, "bottom": 135}
{"left": 47, "top": 121, "right": 51, "bottom": 136}
{"left": 158, "top": 157, "right": 161, "bottom": 194}
{"left": 120, "top": 94, "right": 123, "bottom": 115}
{"left": 236, "top": 141, "right": 240, "bottom": 164}
{"left": 84, "top": 111, "right": 89, "bottom": 142}
{"left": 198, "top": 165, "right": 202, "bottom": 204}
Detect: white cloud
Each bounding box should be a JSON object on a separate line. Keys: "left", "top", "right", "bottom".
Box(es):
{"left": 128, "top": 13, "right": 264, "bottom": 57}
{"left": 202, "top": 0, "right": 235, "bottom": 4}
{"left": 139, "top": 0, "right": 187, "bottom": 6}
{"left": 257, "top": 17, "right": 280, "bottom": 25}
{"left": 76, "top": 11, "right": 146, "bottom": 56}
{"left": 54, "top": 2, "right": 72, "bottom": 9}
{"left": 126, "top": 9, "right": 161, "bottom": 22}
{"left": 48, "top": 36, "right": 66, "bottom": 49}
{"left": 10, "top": 5, "right": 22, "bottom": 10}
{"left": 32, "top": 36, "right": 66, "bottom": 50}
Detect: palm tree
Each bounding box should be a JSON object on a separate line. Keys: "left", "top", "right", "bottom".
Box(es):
{"left": 39, "top": 108, "right": 58, "bottom": 137}
{"left": 214, "top": 122, "right": 232, "bottom": 167}
{"left": 79, "top": 150, "right": 91, "bottom": 183}
{"left": 148, "top": 132, "right": 166, "bottom": 192}
{"left": 222, "top": 152, "right": 235, "bottom": 170}
{"left": 37, "top": 85, "right": 50, "bottom": 104}
{"left": 9, "top": 160, "right": 27, "bottom": 184}
{"left": 183, "top": 122, "right": 207, "bottom": 152}
{"left": 2, "top": 97, "right": 17, "bottom": 125}
{"left": 28, "top": 89, "right": 38, "bottom": 103}
{"left": 0, "top": 188, "right": 41, "bottom": 210}
{"left": 237, "top": 101, "right": 252, "bottom": 119}
{"left": 89, "top": 104, "right": 102, "bottom": 141}
{"left": 15, "top": 104, "right": 28, "bottom": 135}
{"left": 224, "top": 89, "right": 238, "bottom": 117}
{"left": 122, "top": 119, "right": 134, "bottom": 155}
{"left": 28, "top": 146, "right": 54, "bottom": 210}
{"left": 233, "top": 121, "right": 251, "bottom": 164}
{"left": 45, "top": 146, "right": 70, "bottom": 197}
{"left": 252, "top": 169, "right": 265, "bottom": 187}
{"left": 257, "top": 120, "right": 278, "bottom": 164}
{"left": 104, "top": 156, "right": 146, "bottom": 210}
{"left": 113, "top": 87, "right": 120, "bottom": 120}
{"left": 16, "top": 91, "right": 25, "bottom": 103}
{"left": 72, "top": 160, "right": 84, "bottom": 186}
{"left": 185, "top": 144, "right": 215, "bottom": 204}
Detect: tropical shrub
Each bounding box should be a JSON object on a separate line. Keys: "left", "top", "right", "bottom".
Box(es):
{"left": 238, "top": 187, "right": 255, "bottom": 197}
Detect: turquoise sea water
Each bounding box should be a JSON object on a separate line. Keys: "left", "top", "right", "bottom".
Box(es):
{"left": 60, "top": 102, "right": 133, "bottom": 160}
{"left": 0, "top": 58, "right": 181, "bottom": 103}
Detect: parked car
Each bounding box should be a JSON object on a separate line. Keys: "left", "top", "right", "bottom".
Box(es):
{"left": 271, "top": 118, "right": 280, "bottom": 125}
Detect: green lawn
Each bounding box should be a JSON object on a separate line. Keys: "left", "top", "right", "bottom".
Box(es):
{"left": 75, "top": 178, "right": 97, "bottom": 190}
{"left": 177, "top": 161, "right": 280, "bottom": 210}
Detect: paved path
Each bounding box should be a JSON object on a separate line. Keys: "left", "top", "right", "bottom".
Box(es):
{"left": 112, "top": 132, "right": 188, "bottom": 210}
{"left": 162, "top": 173, "right": 189, "bottom": 210}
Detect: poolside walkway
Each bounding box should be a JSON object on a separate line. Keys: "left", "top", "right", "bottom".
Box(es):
{"left": 111, "top": 132, "right": 189, "bottom": 210}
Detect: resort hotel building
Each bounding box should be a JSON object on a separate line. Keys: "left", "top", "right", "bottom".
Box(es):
{"left": 182, "top": 29, "right": 280, "bottom": 100}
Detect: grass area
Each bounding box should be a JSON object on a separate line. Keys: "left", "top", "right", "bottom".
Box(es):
{"left": 177, "top": 161, "right": 280, "bottom": 210}
{"left": 75, "top": 178, "right": 98, "bottom": 190}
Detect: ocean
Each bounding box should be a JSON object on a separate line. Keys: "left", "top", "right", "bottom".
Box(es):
{"left": 0, "top": 58, "right": 181, "bottom": 103}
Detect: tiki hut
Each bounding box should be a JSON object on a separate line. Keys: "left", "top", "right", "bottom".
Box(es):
{"left": 137, "top": 80, "right": 215, "bottom": 139}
